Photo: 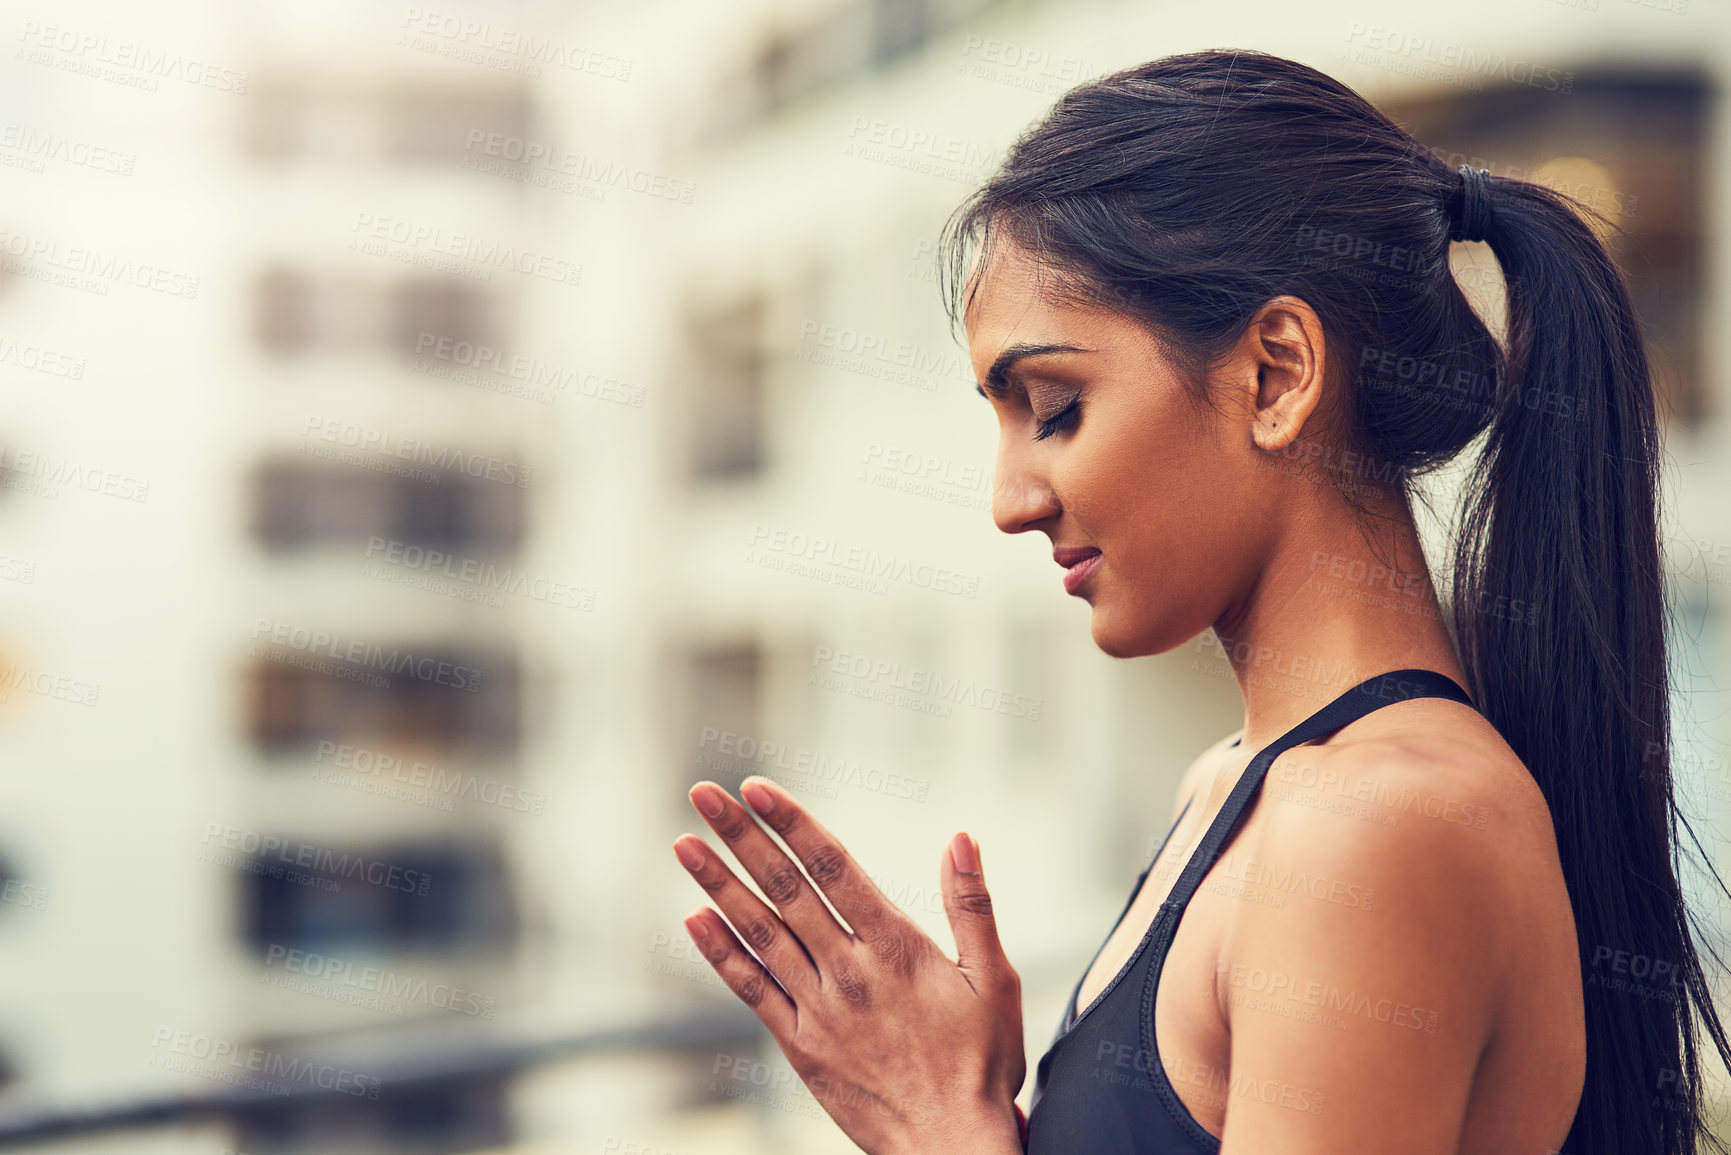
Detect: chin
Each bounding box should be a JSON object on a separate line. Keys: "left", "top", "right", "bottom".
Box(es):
{"left": 1087, "top": 601, "right": 1198, "bottom": 661}
{"left": 1086, "top": 607, "right": 1162, "bottom": 660}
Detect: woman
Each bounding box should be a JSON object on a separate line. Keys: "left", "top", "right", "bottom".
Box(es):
{"left": 670, "top": 49, "right": 1731, "bottom": 1153}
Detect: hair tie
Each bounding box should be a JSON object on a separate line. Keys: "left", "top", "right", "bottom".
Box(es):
{"left": 1449, "top": 164, "right": 1493, "bottom": 243}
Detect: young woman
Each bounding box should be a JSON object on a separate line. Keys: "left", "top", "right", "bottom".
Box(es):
{"left": 671, "top": 49, "right": 1731, "bottom": 1154}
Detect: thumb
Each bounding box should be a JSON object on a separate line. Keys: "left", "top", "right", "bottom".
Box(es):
{"left": 941, "top": 832, "right": 1013, "bottom": 989}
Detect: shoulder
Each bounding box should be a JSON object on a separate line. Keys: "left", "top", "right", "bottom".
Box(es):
{"left": 1210, "top": 727, "right": 1562, "bottom": 1146}
{"left": 1233, "top": 722, "right": 1563, "bottom": 1018}
{"left": 1280, "top": 718, "right": 1560, "bottom": 874}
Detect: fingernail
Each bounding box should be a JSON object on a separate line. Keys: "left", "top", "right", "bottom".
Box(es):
{"left": 675, "top": 839, "right": 706, "bottom": 870}
{"left": 950, "top": 832, "right": 979, "bottom": 873}
{"left": 691, "top": 784, "right": 725, "bottom": 819}
{"left": 741, "top": 779, "right": 775, "bottom": 814}
{"left": 685, "top": 913, "right": 710, "bottom": 942}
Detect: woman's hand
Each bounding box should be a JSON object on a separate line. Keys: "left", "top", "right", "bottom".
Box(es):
{"left": 672, "top": 775, "right": 1026, "bottom": 1155}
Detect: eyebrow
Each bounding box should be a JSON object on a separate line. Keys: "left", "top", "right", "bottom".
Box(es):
{"left": 975, "top": 343, "right": 1091, "bottom": 399}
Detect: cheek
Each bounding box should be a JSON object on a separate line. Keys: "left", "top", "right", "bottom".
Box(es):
{"left": 1064, "top": 403, "right": 1245, "bottom": 588}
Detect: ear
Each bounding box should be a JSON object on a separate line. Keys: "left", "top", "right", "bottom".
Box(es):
{"left": 1239, "top": 295, "right": 1328, "bottom": 453}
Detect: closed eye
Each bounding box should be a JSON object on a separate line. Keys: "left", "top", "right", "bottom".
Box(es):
{"left": 1032, "top": 394, "right": 1081, "bottom": 441}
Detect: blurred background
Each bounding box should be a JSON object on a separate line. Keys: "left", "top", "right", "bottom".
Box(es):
{"left": 0, "top": 0, "right": 1727, "bottom": 1151}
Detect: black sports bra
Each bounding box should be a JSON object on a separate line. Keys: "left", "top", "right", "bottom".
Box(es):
{"left": 1024, "top": 669, "right": 1476, "bottom": 1153}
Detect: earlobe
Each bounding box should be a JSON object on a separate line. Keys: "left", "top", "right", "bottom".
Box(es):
{"left": 1251, "top": 411, "right": 1298, "bottom": 452}
{"left": 1245, "top": 297, "right": 1326, "bottom": 454}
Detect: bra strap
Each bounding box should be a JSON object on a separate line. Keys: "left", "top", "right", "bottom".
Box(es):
{"left": 1158, "top": 668, "right": 1474, "bottom": 915}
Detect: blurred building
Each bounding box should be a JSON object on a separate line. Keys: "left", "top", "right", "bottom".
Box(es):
{"left": 0, "top": 0, "right": 1725, "bottom": 1152}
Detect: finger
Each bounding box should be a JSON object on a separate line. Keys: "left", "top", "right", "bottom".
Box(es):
{"left": 684, "top": 907, "right": 798, "bottom": 1037}
{"left": 689, "top": 782, "right": 853, "bottom": 955}
{"left": 673, "top": 833, "right": 819, "bottom": 992}
{"left": 940, "top": 832, "right": 1015, "bottom": 992}
{"left": 738, "top": 775, "right": 901, "bottom": 939}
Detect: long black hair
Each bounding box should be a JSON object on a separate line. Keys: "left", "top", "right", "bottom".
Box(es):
{"left": 936, "top": 48, "right": 1730, "bottom": 1154}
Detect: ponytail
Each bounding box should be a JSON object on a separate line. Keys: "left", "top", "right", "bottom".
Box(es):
{"left": 1455, "top": 175, "right": 1731, "bottom": 1154}
{"left": 937, "top": 48, "right": 1731, "bottom": 1152}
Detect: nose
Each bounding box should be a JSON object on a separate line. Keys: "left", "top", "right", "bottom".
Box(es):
{"left": 991, "top": 442, "right": 1061, "bottom": 535}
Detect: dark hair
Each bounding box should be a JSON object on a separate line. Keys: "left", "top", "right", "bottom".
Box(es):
{"left": 938, "top": 48, "right": 1731, "bottom": 1154}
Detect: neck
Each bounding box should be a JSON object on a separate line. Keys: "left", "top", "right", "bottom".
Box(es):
{"left": 1211, "top": 482, "right": 1469, "bottom": 752}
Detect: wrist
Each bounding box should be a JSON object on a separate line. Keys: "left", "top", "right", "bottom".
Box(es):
{"left": 910, "top": 1098, "right": 1023, "bottom": 1154}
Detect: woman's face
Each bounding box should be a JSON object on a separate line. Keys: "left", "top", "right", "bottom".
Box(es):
{"left": 963, "top": 242, "right": 1301, "bottom": 659}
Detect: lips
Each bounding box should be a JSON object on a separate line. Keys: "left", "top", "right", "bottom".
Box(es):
{"left": 1056, "top": 547, "right": 1102, "bottom": 595}
{"left": 1053, "top": 546, "right": 1101, "bottom": 568}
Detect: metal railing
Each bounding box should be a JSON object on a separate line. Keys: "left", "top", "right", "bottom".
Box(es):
{"left": 0, "top": 1006, "right": 765, "bottom": 1147}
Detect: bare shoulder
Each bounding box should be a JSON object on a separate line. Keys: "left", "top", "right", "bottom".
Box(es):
{"left": 1213, "top": 698, "right": 1584, "bottom": 1141}
{"left": 1246, "top": 697, "right": 1574, "bottom": 981}
{"left": 1305, "top": 698, "right": 1560, "bottom": 861}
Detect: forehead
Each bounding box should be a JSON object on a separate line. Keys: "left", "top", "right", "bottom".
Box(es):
{"left": 961, "top": 243, "right": 1136, "bottom": 378}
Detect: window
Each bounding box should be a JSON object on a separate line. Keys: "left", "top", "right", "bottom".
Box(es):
{"left": 250, "top": 461, "right": 523, "bottom": 555}
{"left": 252, "top": 269, "right": 495, "bottom": 360}
{"left": 677, "top": 641, "right": 762, "bottom": 807}
{"left": 241, "top": 837, "right": 516, "bottom": 958}
{"left": 387, "top": 86, "right": 532, "bottom": 165}
{"left": 255, "top": 266, "right": 316, "bottom": 356}
{"left": 243, "top": 644, "right": 520, "bottom": 759}
{"left": 391, "top": 277, "right": 494, "bottom": 358}
{"left": 683, "top": 292, "right": 766, "bottom": 479}
{"left": 247, "top": 76, "right": 530, "bottom": 167}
